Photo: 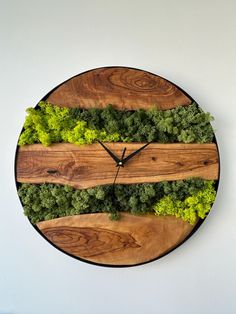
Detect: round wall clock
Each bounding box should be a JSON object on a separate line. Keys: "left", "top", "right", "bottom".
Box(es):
{"left": 15, "top": 66, "right": 220, "bottom": 266}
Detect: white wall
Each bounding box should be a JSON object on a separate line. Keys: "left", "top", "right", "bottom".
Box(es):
{"left": 1, "top": 1, "right": 236, "bottom": 313}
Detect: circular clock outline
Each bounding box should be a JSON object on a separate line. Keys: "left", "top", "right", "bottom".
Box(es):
{"left": 14, "top": 66, "right": 221, "bottom": 267}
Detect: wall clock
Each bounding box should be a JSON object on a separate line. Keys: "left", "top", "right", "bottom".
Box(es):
{"left": 15, "top": 66, "right": 220, "bottom": 266}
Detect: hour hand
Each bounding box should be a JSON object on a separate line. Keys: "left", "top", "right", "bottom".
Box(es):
{"left": 97, "top": 140, "right": 121, "bottom": 165}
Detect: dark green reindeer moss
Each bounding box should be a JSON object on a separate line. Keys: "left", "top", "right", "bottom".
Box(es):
{"left": 18, "top": 179, "right": 216, "bottom": 224}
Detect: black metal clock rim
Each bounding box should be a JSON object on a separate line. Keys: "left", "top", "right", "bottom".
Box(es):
{"left": 13, "top": 65, "right": 221, "bottom": 268}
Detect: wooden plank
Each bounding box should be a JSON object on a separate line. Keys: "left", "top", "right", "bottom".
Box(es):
{"left": 16, "top": 143, "right": 219, "bottom": 189}
{"left": 37, "top": 213, "right": 197, "bottom": 265}
{"left": 46, "top": 67, "right": 191, "bottom": 110}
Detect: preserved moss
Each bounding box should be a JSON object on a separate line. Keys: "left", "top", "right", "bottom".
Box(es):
{"left": 18, "top": 179, "right": 216, "bottom": 224}
{"left": 18, "top": 101, "right": 214, "bottom": 146}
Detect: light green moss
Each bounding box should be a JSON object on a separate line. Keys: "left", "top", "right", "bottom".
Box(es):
{"left": 153, "top": 180, "right": 216, "bottom": 224}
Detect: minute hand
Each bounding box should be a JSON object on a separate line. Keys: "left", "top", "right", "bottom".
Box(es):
{"left": 97, "top": 140, "right": 121, "bottom": 164}
{"left": 121, "top": 143, "right": 150, "bottom": 165}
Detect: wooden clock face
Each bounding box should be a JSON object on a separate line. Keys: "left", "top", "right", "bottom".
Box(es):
{"left": 15, "top": 67, "right": 220, "bottom": 266}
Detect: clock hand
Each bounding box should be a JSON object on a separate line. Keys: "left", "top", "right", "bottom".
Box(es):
{"left": 121, "top": 142, "right": 151, "bottom": 165}
{"left": 111, "top": 147, "right": 126, "bottom": 219}
{"left": 97, "top": 140, "right": 121, "bottom": 165}
{"left": 113, "top": 147, "right": 126, "bottom": 185}
{"left": 121, "top": 146, "right": 127, "bottom": 160}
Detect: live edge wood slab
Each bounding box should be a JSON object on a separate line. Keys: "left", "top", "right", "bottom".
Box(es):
{"left": 37, "top": 213, "right": 197, "bottom": 266}
{"left": 16, "top": 142, "right": 219, "bottom": 189}
{"left": 46, "top": 67, "right": 191, "bottom": 110}
{"left": 16, "top": 67, "right": 220, "bottom": 266}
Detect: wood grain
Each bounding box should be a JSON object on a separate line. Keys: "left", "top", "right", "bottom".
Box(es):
{"left": 37, "top": 213, "right": 197, "bottom": 265}
{"left": 46, "top": 67, "right": 191, "bottom": 110}
{"left": 16, "top": 142, "right": 219, "bottom": 189}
